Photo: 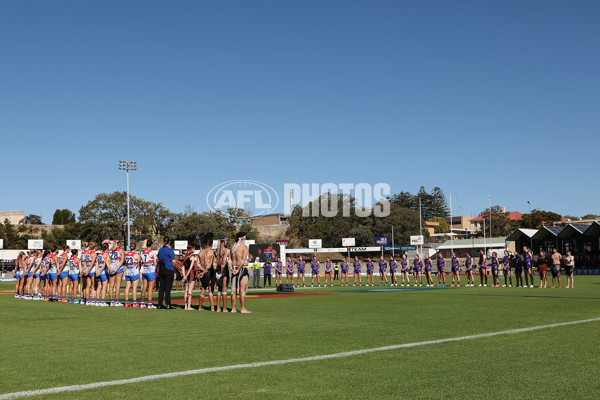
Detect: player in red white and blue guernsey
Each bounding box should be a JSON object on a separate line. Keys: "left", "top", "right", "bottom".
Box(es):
{"left": 502, "top": 250, "right": 512, "bottom": 287}
{"left": 523, "top": 246, "right": 534, "bottom": 287}
{"left": 108, "top": 240, "right": 125, "bottom": 306}
{"left": 140, "top": 239, "right": 157, "bottom": 309}
{"left": 14, "top": 252, "right": 25, "bottom": 298}
{"left": 124, "top": 243, "right": 141, "bottom": 307}
{"left": 324, "top": 257, "right": 333, "bottom": 286}
{"left": 389, "top": 256, "right": 398, "bottom": 286}
{"left": 275, "top": 256, "right": 283, "bottom": 286}
{"left": 365, "top": 257, "right": 374, "bottom": 286}
{"left": 286, "top": 257, "right": 294, "bottom": 284}
{"left": 413, "top": 254, "right": 423, "bottom": 286}
{"left": 67, "top": 249, "right": 82, "bottom": 303}
{"left": 450, "top": 252, "right": 460, "bottom": 287}
{"left": 378, "top": 256, "right": 388, "bottom": 286}
{"left": 46, "top": 246, "right": 61, "bottom": 301}
{"left": 464, "top": 252, "right": 474, "bottom": 286}
{"left": 340, "top": 257, "right": 349, "bottom": 286}
{"left": 400, "top": 254, "right": 410, "bottom": 286}
{"left": 353, "top": 256, "right": 362, "bottom": 286}
{"left": 296, "top": 256, "right": 306, "bottom": 288}
{"left": 94, "top": 241, "right": 111, "bottom": 306}
{"left": 83, "top": 242, "right": 98, "bottom": 305}
{"left": 311, "top": 256, "right": 321, "bottom": 287}
{"left": 31, "top": 251, "right": 43, "bottom": 299}
{"left": 436, "top": 252, "right": 446, "bottom": 287}
{"left": 424, "top": 254, "right": 434, "bottom": 287}
{"left": 478, "top": 249, "right": 488, "bottom": 287}
{"left": 57, "top": 245, "right": 70, "bottom": 303}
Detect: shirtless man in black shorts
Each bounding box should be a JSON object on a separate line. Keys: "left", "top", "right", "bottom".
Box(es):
{"left": 230, "top": 232, "right": 251, "bottom": 313}
{"left": 197, "top": 235, "right": 217, "bottom": 311}
{"left": 216, "top": 236, "right": 230, "bottom": 312}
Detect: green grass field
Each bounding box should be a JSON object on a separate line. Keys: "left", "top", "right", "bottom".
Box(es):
{"left": 1, "top": 276, "right": 599, "bottom": 399}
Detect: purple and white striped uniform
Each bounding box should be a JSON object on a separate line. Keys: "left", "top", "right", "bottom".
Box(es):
{"left": 353, "top": 260, "right": 361, "bottom": 274}
{"left": 389, "top": 260, "right": 397, "bottom": 273}
{"left": 341, "top": 261, "right": 348, "bottom": 274}
{"left": 379, "top": 259, "right": 386, "bottom": 272}
{"left": 491, "top": 257, "right": 499, "bottom": 271}
{"left": 311, "top": 260, "right": 319, "bottom": 274}
{"left": 465, "top": 256, "right": 473, "bottom": 271}
{"left": 424, "top": 258, "right": 432, "bottom": 272}
{"left": 401, "top": 259, "right": 408, "bottom": 272}
{"left": 325, "top": 261, "right": 332, "bottom": 274}
{"left": 479, "top": 255, "right": 487, "bottom": 269}
{"left": 366, "top": 261, "right": 374, "bottom": 274}
{"left": 503, "top": 256, "right": 510, "bottom": 271}
{"left": 297, "top": 260, "right": 305, "bottom": 274}
{"left": 287, "top": 261, "right": 294, "bottom": 275}
{"left": 276, "top": 261, "right": 283, "bottom": 274}
{"left": 451, "top": 256, "right": 459, "bottom": 272}
{"left": 437, "top": 257, "right": 445, "bottom": 272}
{"left": 413, "top": 259, "right": 422, "bottom": 272}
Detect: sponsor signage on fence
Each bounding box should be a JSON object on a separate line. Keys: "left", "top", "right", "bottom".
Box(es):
{"left": 28, "top": 239, "right": 44, "bottom": 249}
{"left": 384, "top": 246, "right": 417, "bottom": 251}
{"left": 66, "top": 240, "right": 81, "bottom": 250}
{"left": 316, "top": 247, "right": 347, "bottom": 253}
{"left": 410, "top": 235, "right": 424, "bottom": 245}
{"left": 342, "top": 238, "right": 355, "bottom": 247}
{"left": 349, "top": 246, "right": 380, "bottom": 252}
{"left": 275, "top": 239, "right": 289, "bottom": 247}
{"left": 375, "top": 236, "right": 389, "bottom": 246}
{"left": 285, "top": 248, "right": 315, "bottom": 253}
{"left": 308, "top": 239, "right": 322, "bottom": 249}
{"left": 174, "top": 240, "right": 188, "bottom": 250}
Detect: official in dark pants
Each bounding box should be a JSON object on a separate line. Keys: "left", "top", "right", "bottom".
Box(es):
{"left": 263, "top": 260, "right": 272, "bottom": 288}
{"left": 157, "top": 236, "right": 176, "bottom": 309}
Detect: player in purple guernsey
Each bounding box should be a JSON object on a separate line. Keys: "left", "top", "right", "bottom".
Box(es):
{"left": 400, "top": 254, "right": 410, "bottom": 286}
{"left": 388, "top": 257, "right": 398, "bottom": 286}
{"left": 324, "top": 257, "right": 333, "bottom": 286}
{"left": 478, "top": 249, "right": 488, "bottom": 287}
{"left": 340, "top": 257, "right": 349, "bottom": 286}
{"left": 286, "top": 257, "right": 294, "bottom": 285}
{"left": 514, "top": 250, "right": 524, "bottom": 287}
{"left": 275, "top": 256, "right": 283, "bottom": 286}
{"left": 378, "top": 256, "right": 388, "bottom": 286}
{"left": 450, "top": 252, "right": 460, "bottom": 287}
{"left": 502, "top": 250, "right": 512, "bottom": 287}
{"left": 523, "top": 246, "right": 534, "bottom": 287}
{"left": 296, "top": 256, "right": 306, "bottom": 288}
{"left": 365, "top": 257, "right": 375, "bottom": 286}
{"left": 423, "top": 254, "right": 434, "bottom": 286}
{"left": 490, "top": 252, "right": 500, "bottom": 287}
{"left": 436, "top": 252, "right": 446, "bottom": 287}
{"left": 352, "top": 256, "right": 362, "bottom": 286}
{"left": 413, "top": 254, "right": 423, "bottom": 286}
{"left": 464, "top": 252, "right": 474, "bottom": 286}
{"left": 310, "top": 256, "right": 321, "bottom": 287}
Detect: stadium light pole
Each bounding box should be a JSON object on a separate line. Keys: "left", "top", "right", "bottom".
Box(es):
{"left": 488, "top": 195, "right": 492, "bottom": 238}
{"left": 119, "top": 160, "right": 137, "bottom": 250}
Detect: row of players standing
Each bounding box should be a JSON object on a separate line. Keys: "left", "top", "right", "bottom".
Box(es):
{"left": 272, "top": 245, "right": 575, "bottom": 289}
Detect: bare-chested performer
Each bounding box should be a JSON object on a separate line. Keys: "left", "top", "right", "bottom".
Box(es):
{"left": 215, "top": 236, "right": 231, "bottom": 312}
{"left": 197, "top": 235, "right": 217, "bottom": 311}
{"left": 230, "top": 232, "right": 251, "bottom": 313}
{"left": 181, "top": 244, "right": 197, "bottom": 310}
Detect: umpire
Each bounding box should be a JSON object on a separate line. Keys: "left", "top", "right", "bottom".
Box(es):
{"left": 157, "top": 236, "right": 176, "bottom": 309}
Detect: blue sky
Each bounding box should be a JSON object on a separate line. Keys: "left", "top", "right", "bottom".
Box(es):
{"left": 1, "top": 0, "right": 599, "bottom": 223}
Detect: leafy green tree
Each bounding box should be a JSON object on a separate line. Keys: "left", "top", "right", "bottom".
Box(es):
{"left": 52, "top": 209, "right": 76, "bottom": 225}
{"left": 373, "top": 202, "right": 422, "bottom": 246}
{"left": 0, "top": 219, "right": 29, "bottom": 249}
{"left": 476, "top": 206, "right": 514, "bottom": 237}
{"left": 42, "top": 224, "right": 84, "bottom": 248}
{"left": 517, "top": 210, "right": 562, "bottom": 230}
{"left": 22, "top": 214, "right": 43, "bottom": 225}
{"left": 390, "top": 187, "right": 449, "bottom": 220}
{"left": 347, "top": 225, "right": 375, "bottom": 247}
{"left": 78, "top": 192, "right": 176, "bottom": 244}
{"left": 581, "top": 214, "right": 599, "bottom": 220}
{"left": 430, "top": 217, "right": 450, "bottom": 233}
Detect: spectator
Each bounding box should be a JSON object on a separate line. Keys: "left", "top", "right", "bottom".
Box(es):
{"left": 564, "top": 250, "right": 575, "bottom": 288}
{"left": 157, "top": 236, "right": 176, "bottom": 309}
{"left": 263, "top": 259, "right": 272, "bottom": 288}
{"left": 252, "top": 257, "right": 261, "bottom": 288}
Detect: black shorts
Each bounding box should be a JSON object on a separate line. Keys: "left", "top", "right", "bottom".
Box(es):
{"left": 550, "top": 265, "right": 561, "bottom": 278}
{"left": 231, "top": 267, "right": 249, "bottom": 292}
{"left": 199, "top": 272, "right": 211, "bottom": 289}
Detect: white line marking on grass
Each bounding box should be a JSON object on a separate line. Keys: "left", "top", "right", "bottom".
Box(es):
{"left": 2, "top": 317, "right": 598, "bottom": 399}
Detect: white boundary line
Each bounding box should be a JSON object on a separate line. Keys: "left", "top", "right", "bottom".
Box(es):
{"left": 1, "top": 317, "right": 598, "bottom": 399}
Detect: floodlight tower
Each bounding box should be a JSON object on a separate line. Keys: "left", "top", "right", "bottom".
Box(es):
{"left": 119, "top": 160, "right": 137, "bottom": 249}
